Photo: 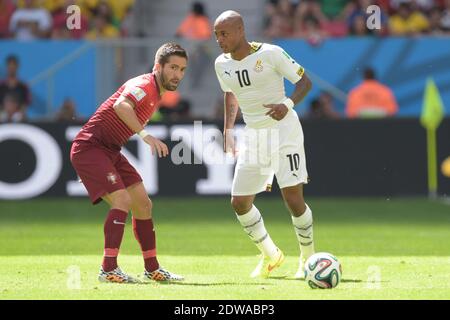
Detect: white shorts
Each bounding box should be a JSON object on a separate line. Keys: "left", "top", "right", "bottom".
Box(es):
{"left": 231, "top": 111, "right": 309, "bottom": 196}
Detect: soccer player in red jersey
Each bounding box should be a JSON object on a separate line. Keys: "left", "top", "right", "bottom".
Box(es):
{"left": 70, "top": 43, "right": 188, "bottom": 283}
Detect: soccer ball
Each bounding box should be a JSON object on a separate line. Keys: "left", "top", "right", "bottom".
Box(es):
{"left": 304, "top": 252, "right": 342, "bottom": 289}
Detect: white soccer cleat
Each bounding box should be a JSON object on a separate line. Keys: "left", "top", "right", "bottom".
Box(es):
{"left": 98, "top": 267, "right": 139, "bottom": 283}
{"left": 144, "top": 267, "right": 184, "bottom": 282}
{"left": 250, "top": 248, "right": 285, "bottom": 279}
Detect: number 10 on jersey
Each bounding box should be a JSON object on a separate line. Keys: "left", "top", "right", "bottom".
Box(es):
{"left": 236, "top": 70, "right": 251, "bottom": 87}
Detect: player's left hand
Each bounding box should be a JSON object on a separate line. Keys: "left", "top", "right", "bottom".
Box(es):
{"left": 142, "top": 134, "right": 169, "bottom": 158}
{"left": 264, "top": 103, "right": 289, "bottom": 121}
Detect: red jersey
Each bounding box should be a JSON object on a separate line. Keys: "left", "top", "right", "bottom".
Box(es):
{"left": 74, "top": 73, "right": 161, "bottom": 150}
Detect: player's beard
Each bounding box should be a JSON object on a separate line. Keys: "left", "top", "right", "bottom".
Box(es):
{"left": 161, "top": 72, "right": 178, "bottom": 91}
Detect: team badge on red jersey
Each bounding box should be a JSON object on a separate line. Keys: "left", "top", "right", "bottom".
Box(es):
{"left": 130, "top": 87, "right": 147, "bottom": 101}
{"left": 107, "top": 172, "right": 118, "bottom": 184}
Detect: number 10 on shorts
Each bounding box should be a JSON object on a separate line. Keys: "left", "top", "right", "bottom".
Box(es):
{"left": 287, "top": 153, "right": 300, "bottom": 172}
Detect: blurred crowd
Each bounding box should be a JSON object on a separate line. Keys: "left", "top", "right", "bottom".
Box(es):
{"left": 306, "top": 67, "right": 399, "bottom": 120}
{"left": 0, "top": 0, "right": 135, "bottom": 40}
{"left": 265, "top": 0, "right": 450, "bottom": 42}
{"left": 0, "top": 53, "right": 84, "bottom": 123}
{"left": 0, "top": 0, "right": 441, "bottom": 123}
{"left": 0, "top": 55, "right": 30, "bottom": 122}
{"left": 0, "top": 51, "right": 402, "bottom": 123}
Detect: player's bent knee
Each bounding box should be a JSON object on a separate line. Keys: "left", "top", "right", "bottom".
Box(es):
{"left": 131, "top": 197, "right": 153, "bottom": 219}
{"left": 146, "top": 198, "right": 153, "bottom": 212}
{"left": 139, "top": 198, "right": 153, "bottom": 215}
{"left": 231, "top": 197, "right": 253, "bottom": 214}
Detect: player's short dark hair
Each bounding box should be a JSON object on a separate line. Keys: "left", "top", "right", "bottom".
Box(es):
{"left": 155, "top": 43, "right": 188, "bottom": 66}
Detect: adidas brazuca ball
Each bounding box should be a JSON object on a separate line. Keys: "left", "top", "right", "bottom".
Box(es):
{"left": 305, "top": 252, "right": 342, "bottom": 289}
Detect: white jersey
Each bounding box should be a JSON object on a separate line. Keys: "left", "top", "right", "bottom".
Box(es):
{"left": 215, "top": 42, "right": 305, "bottom": 128}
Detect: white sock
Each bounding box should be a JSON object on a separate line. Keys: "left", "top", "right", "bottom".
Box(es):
{"left": 291, "top": 204, "right": 315, "bottom": 260}
{"left": 236, "top": 205, "right": 278, "bottom": 259}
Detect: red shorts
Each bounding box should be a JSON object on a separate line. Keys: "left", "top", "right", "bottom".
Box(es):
{"left": 70, "top": 141, "right": 142, "bottom": 204}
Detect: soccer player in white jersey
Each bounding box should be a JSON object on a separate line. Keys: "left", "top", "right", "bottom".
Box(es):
{"left": 214, "top": 11, "right": 315, "bottom": 279}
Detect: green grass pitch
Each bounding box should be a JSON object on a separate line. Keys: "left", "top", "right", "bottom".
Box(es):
{"left": 0, "top": 197, "right": 449, "bottom": 300}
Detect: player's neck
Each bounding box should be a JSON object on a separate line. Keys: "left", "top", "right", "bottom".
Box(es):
{"left": 231, "top": 41, "right": 252, "bottom": 61}
{"left": 154, "top": 72, "right": 165, "bottom": 96}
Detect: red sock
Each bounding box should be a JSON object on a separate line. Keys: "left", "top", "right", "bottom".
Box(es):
{"left": 102, "top": 209, "right": 128, "bottom": 272}
{"left": 132, "top": 217, "right": 159, "bottom": 272}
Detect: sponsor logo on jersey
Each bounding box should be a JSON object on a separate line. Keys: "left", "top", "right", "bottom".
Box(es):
{"left": 224, "top": 70, "right": 231, "bottom": 77}
{"left": 254, "top": 60, "right": 263, "bottom": 73}
{"left": 130, "top": 87, "right": 146, "bottom": 101}
{"left": 297, "top": 66, "right": 305, "bottom": 77}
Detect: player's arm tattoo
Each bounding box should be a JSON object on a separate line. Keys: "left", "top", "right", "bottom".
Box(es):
{"left": 227, "top": 103, "right": 238, "bottom": 124}
{"left": 224, "top": 92, "right": 239, "bottom": 130}
{"left": 290, "top": 73, "right": 312, "bottom": 105}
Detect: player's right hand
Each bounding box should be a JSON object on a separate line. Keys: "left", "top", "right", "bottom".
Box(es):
{"left": 223, "top": 129, "right": 237, "bottom": 156}
{"left": 142, "top": 135, "right": 169, "bottom": 158}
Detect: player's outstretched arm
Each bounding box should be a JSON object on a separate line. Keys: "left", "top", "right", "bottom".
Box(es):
{"left": 113, "top": 97, "right": 168, "bottom": 157}
{"left": 223, "top": 91, "right": 239, "bottom": 155}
